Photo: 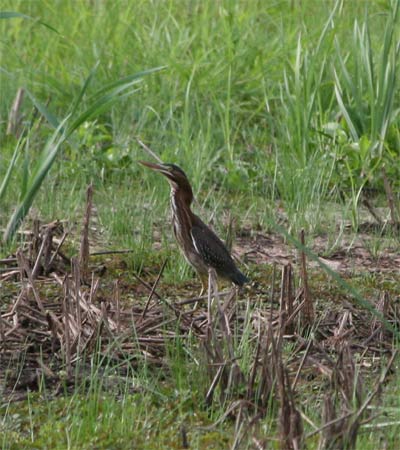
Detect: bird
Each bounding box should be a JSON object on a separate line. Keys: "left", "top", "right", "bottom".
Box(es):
{"left": 139, "top": 161, "right": 249, "bottom": 294}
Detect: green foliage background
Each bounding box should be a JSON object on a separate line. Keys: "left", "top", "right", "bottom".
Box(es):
{"left": 1, "top": 0, "right": 399, "bottom": 245}
{"left": 1, "top": 2, "right": 400, "bottom": 448}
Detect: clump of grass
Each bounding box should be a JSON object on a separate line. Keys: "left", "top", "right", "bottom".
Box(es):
{"left": 1, "top": 2, "right": 399, "bottom": 448}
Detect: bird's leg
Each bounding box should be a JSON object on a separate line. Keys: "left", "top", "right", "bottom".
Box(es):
{"left": 192, "top": 273, "right": 208, "bottom": 311}
{"left": 199, "top": 274, "right": 208, "bottom": 297}
{"left": 207, "top": 268, "right": 218, "bottom": 326}
{"left": 209, "top": 268, "right": 218, "bottom": 296}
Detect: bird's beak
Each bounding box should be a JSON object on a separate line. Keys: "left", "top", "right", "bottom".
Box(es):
{"left": 139, "top": 160, "right": 170, "bottom": 176}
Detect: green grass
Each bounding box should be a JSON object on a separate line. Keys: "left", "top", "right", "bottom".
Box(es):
{"left": 1, "top": 0, "right": 400, "bottom": 448}
{"left": 1, "top": 378, "right": 231, "bottom": 449}
{"left": 1, "top": 303, "right": 399, "bottom": 449}
{"left": 1, "top": 0, "right": 399, "bottom": 243}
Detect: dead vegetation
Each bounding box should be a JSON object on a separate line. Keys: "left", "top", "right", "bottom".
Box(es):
{"left": 1, "top": 187, "right": 399, "bottom": 449}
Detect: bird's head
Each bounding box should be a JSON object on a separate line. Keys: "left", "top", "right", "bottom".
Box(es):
{"left": 139, "top": 161, "right": 193, "bottom": 198}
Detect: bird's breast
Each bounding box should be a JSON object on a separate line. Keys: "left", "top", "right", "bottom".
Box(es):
{"left": 170, "top": 196, "right": 208, "bottom": 275}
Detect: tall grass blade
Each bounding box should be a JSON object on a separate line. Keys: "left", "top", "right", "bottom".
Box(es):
{"left": 70, "top": 61, "right": 100, "bottom": 117}
{"left": 0, "top": 11, "right": 31, "bottom": 19}
{"left": 68, "top": 88, "right": 141, "bottom": 136}
{"left": 3, "top": 67, "right": 163, "bottom": 243}
{"left": 25, "top": 90, "right": 61, "bottom": 131}
{"left": 21, "top": 136, "right": 30, "bottom": 200}
{"left": 3, "top": 119, "right": 69, "bottom": 243}
{"left": 90, "top": 66, "right": 166, "bottom": 100}
{"left": 334, "top": 74, "right": 359, "bottom": 141}
{"left": 0, "top": 134, "right": 22, "bottom": 201}
{"left": 0, "top": 11, "right": 59, "bottom": 33}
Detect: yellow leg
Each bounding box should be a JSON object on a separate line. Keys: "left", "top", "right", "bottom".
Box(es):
{"left": 208, "top": 269, "right": 218, "bottom": 295}
{"left": 193, "top": 273, "right": 212, "bottom": 311}
{"left": 206, "top": 268, "right": 218, "bottom": 326}
{"left": 198, "top": 273, "right": 208, "bottom": 297}
{"left": 198, "top": 272, "right": 219, "bottom": 297}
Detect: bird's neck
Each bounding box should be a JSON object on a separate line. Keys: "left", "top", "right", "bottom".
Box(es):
{"left": 170, "top": 186, "right": 194, "bottom": 224}
{"left": 171, "top": 184, "right": 193, "bottom": 207}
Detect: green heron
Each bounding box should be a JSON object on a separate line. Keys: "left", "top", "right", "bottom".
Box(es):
{"left": 140, "top": 161, "right": 249, "bottom": 294}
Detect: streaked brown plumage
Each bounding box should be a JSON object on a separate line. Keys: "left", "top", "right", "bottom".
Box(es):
{"left": 139, "top": 161, "right": 249, "bottom": 293}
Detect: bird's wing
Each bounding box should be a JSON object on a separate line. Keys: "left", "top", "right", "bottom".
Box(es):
{"left": 190, "top": 219, "right": 235, "bottom": 271}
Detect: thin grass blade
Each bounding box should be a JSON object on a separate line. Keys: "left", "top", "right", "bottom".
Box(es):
{"left": 0, "top": 134, "right": 23, "bottom": 202}
{"left": 3, "top": 118, "right": 69, "bottom": 243}
{"left": 70, "top": 60, "right": 101, "bottom": 117}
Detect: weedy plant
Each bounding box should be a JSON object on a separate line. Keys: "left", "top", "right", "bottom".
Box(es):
{"left": 1, "top": 62, "right": 164, "bottom": 244}
{"left": 332, "top": 0, "right": 400, "bottom": 228}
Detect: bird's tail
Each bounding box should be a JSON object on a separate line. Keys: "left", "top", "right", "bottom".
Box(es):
{"left": 232, "top": 270, "right": 249, "bottom": 286}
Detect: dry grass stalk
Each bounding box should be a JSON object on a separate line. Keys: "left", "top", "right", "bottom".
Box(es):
{"left": 63, "top": 277, "right": 72, "bottom": 378}
{"left": 142, "top": 259, "right": 167, "bottom": 318}
{"left": 6, "top": 87, "right": 25, "bottom": 137}
{"left": 299, "top": 230, "right": 314, "bottom": 326}
{"left": 1, "top": 213, "right": 398, "bottom": 449}
{"left": 252, "top": 437, "right": 268, "bottom": 450}
{"left": 114, "top": 280, "right": 121, "bottom": 334}
{"left": 382, "top": 167, "right": 398, "bottom": 225}
{"left": 317, "top": 393, "right": 348, "bottom": 450}
{"left": 284, "top": 299, "right": 305, "bottom": 333}
{"left": 280, "top": 266, "right": 287, "bottom": 331}
{"left": 203, "top": 281, "right": 245, "bottom": 408}
{"left": 292, "top": 338, "right": 313, "bottom": 391}
{"left": 273, "top": 315, "right": 304, "bottom": 450}
{"left": 72, "top": 257, "right": 82, "bottom": 334}
{"left": 136, "top": 137, "right": 164, "bottom": 163}
{"left": 0, "top": 312, "right": 5, "bottom": 349}
{"left": 248, "top": 322, "right": 276, "bottom": 412}
{"left": 362, "top": 198, "right": 383, "bottom": 225}
{"left": 246, "top": 321, "right": 262, "bottom": 402}
{"left": 42, "top": 225, "right": 55, "bottom": 272}
{"left": 79, "top": 184, "right": 93, "bottom": 283}
{"left": 46, "top": 311, "right": 60, "bottom": 354}
{"left": 371, "top": 291, "right": 390, "bottom": 343}
{"left": 32, "top": 221, "right": 63, "bottom": 277}
{"left": 317, "top": 344, "right": 363, "bottom": 449}
{"left": 180, "top": 424, "right": 189, "bottom": 449}
{"left": 286, "top": 263, "right": 294, "bottom": 331}
{"left": 315, "top": 349, "right": 397, "bottom": 449}
{"left": 351, "top": 350, "right": 397, "bottom": 426}
{"left": 280, "top": 264, "right": 295, "bottom": 335}
{"left": 132, "top": 272, "right": 162, "bottom": 300}
{"left": 48, "top": 231, "right": 68, "bottom": 268}
{"left": 379, "top": 294, "right": 392, "bottom": 339}
{"left": 231, "top": 403, "right": 246, "bottom": 450}
{"left": 89, "top": 273, "right": 100, "bottom": 303}
{"left": 335, "top": 343, "right": 363, "bottom": 409}
{"left": 30, "top": 219, "right": 41, "bottom": 261}
{"left": 17, "top": 250, "right": 45, "bottom": 313}
{"left": 270, "top": 262, "right": 277, "bottom": 303}
{"left": 207, "top": 268, "right": 217, "bottom": 327}
{"left": 31, "top": 228, "right": 50, "bottom": 279}
{"left": 225, "top": 211, "right": 235, "bottom": 254}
